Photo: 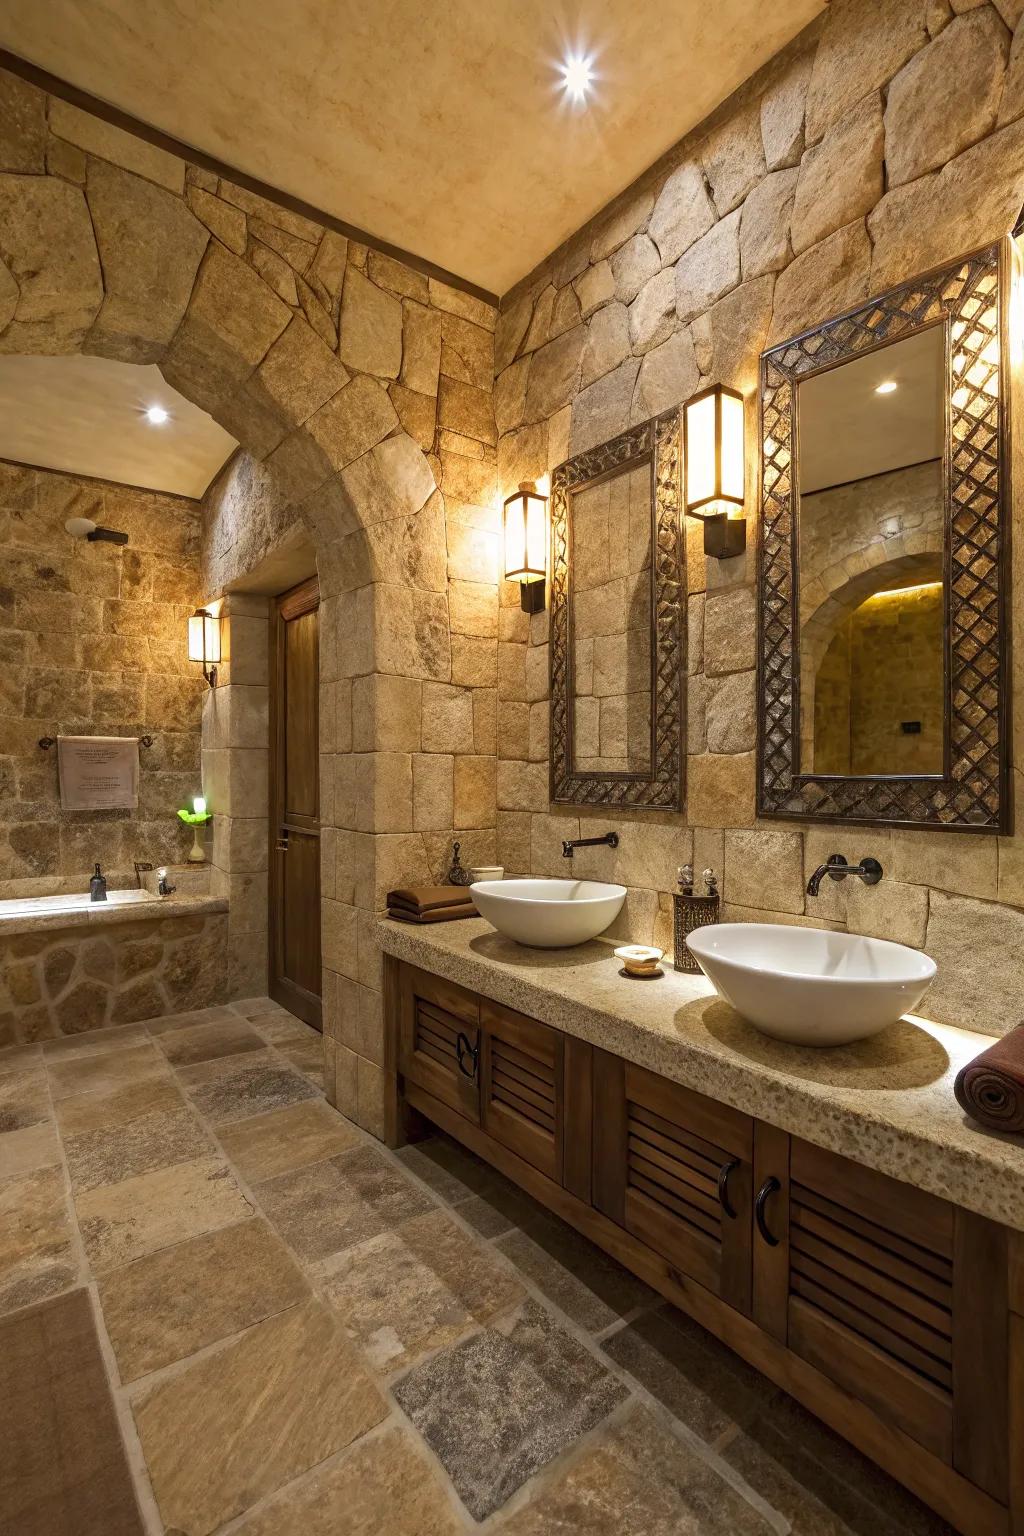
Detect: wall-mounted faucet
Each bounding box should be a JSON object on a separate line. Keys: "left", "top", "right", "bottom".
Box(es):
{"left": 562, "top": 831, "right": 619, "bottom": 859}
{"left": 807, "top": 853, "right": 883, "bottom": 898}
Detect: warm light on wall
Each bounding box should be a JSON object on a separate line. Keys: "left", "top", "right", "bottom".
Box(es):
{"left": 684, "top": 384, "right": 746, "bottom": 559}
{"left": 187, "top": 607, "right": 221, "bottom": 687}
{"left": 504, "top": 481, "right": 548, "bottom": 612}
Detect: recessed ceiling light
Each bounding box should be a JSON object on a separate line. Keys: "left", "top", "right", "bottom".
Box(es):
{"left": 874, "top": 381, "right": 898, "bottom": 395}
{"left": 559, "top": 51, "right": 594, "bottom": 103}
{"left": 145, "top": 404, "right": 170, "bottom": 424}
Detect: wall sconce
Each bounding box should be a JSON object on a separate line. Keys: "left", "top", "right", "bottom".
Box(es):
{"left": 188, "top": 607, "right": 221, "bottom": 687}
{"left": 684, "top": 384, "right": 746, "bottom": 560}
{"left": 504, "top": 480, "right": 548, "bottom": 613}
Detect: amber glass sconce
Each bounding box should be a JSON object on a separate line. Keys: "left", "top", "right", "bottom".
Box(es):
{"left": 504, "top": 480, "right": 548, "bottom": 613}
{"left": 188, "top": 607, "right": 221, "bottom": 687}
{"left": 684, "top": 384, "right": 746, "bottom": 559}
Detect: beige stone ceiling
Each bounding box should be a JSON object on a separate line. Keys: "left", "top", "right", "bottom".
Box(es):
{"left": 0, "top": 356, "right": 238, "bottom": 497}
{"left": 0, "top": 0, "right": 823, "bottom": 294}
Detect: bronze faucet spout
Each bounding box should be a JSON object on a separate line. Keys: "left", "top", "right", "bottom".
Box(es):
{"left": 807, "top": 853, "right": 883, "bottom": 897}
{"left": 562, "top": 832, "right": 619, "bottom": 859}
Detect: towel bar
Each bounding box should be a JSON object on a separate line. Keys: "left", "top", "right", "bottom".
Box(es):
{"left": 38, "top": 735, "right": 155, "bottom": 750}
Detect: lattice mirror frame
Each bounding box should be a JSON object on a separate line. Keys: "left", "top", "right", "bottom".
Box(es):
{"left": 550, "top": 409, "right": 684, "bottom": 809}
{"left": 757, "top": 240, "right": 1012, "bottom": 832}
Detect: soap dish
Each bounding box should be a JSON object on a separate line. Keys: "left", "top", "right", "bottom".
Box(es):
{"left": 614, "top": 944, "right": 665, "bottom": 979}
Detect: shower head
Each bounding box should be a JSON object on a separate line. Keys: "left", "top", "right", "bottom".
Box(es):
{"left": 64, "top": 517, "right": 129, "bottom": 546}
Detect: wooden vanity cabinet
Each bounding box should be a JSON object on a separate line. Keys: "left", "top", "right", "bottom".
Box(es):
{"left": 389, "top": 960, "right": 1017, "bottom": 1536}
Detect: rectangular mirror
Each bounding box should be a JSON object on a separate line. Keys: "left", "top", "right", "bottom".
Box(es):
{"left": 758, "top": 241, "right": 1010, "bottom": 832}
{"left": 551, "top": 411, "right": 683, "bottom": 809}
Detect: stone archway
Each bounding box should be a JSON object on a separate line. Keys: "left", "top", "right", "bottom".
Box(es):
{"left": 0, "top": 66, "right": 497, "bottom": 1134}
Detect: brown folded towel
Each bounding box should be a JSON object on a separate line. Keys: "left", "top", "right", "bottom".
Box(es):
{"left": 954, "top": 1025, "right": 1024, "bottom": 1134}
{"left": 387, "top": 884, "right": 472, "bottom": 914}
{"left": 387, "top": 902, "right": 477, "bottom": 924}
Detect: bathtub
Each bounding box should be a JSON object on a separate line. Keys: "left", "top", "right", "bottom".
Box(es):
{"left": 0, "top": 888, "right": 160, "bottom": 922}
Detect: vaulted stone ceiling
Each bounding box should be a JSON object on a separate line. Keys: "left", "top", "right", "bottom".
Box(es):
{"left": 0, "top": 0, "right": 823, "bottom": 294}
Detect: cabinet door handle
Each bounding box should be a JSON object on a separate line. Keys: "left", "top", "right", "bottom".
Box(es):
{"left": 455, "top": 1031, "right": 479, "bottom": 1079}
{"left": 754, "top": 1176, "right": 781, "bottom": 1246}
{"left": 717, "top": 1158, "right": 740, "bottom": 1219}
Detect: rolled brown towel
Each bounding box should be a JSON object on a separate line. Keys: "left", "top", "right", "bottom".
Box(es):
{"left": 954, "top": 1025, "right": 1024, "bottom": 1134}
{"left": 387, "top": 902, "right": 477, "bottom": 924}
{"left": 387, "top": 885, "right": 471, "bottom": 914}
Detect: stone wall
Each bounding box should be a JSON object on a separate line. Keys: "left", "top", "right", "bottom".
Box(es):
{"left": 492, "top": 0, "right": 1024, "bottom": 1037}
{"left": 0, "top": 62, "right": 501, "bottom": 1132}
{"left": 0, "top": 459, "right": 203, "bottom": 896}
{"left": 0, "top": 906, "right": 229, "bottom": 1045}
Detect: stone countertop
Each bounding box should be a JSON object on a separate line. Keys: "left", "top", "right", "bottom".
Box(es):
{"left": 376, "top": 915, "right": 1024, "bottom": 1234}
{"left": 0, "top": 894, "right": 228, "bottom": 941}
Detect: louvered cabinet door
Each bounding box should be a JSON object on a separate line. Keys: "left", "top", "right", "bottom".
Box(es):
{"left": 396, "top": 964, "right": 481, "bottom": 1124}
{"left": 593, "top": 1053, "right": 754, "bottom": 1314}
{"left": 479, "top": 1000, "right": 563, "bottom": 1181}
{"left": 782, "top": 1139, "right": 956, "bottom": 1463}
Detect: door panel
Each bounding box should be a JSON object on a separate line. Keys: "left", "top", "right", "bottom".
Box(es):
{"left": 480, "top": 1000, "right": 563, "bottom": 1181}
{"left": 270, "top": 576, "right": 321, "bottom": 1028}
{"left": 397, "top": 963, "right": 480, "bottom": 1124}
{"left": 593, "top": 1052, "right": 754, "bottom": 1313}
{"left": 783, "top": 1138, "right": 955, "bottom": 1462}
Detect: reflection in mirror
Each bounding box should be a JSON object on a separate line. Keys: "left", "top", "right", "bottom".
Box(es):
{"left": 570, "top": 459, "right": 652, "bottom": 774}
{"left": 797, "top": 325, "right": 945, "bottom": 777}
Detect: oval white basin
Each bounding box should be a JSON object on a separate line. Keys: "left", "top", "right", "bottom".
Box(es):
{"left": 471, "top": 878, "right": 626, "bottom": 948}
{"left": 685, "top": 923, "right": 936, "bottom": 1046}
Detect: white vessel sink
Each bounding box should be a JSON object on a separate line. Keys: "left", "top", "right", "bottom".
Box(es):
{"left": 685, "top": 923, "right": 936, "bottom": 1046}
{"left": 471, "top": 878, "right": 626, "bottom": 948}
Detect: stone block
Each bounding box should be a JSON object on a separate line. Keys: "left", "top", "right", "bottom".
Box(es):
{"left": 0, "top": 72, "right": 46, "bottom": 174}
{"left": 704, "top": 587, "right": 756, "bottom": 675}
{"left": 924, "top": 890, "right": 1024, "bottom": 1032}
{"left": 0, "top": 174, "right": 102, "bottom": 354}
{"left": 568, "top": 358, "right": 640, "bottom": 456}
{"left": 790, "top": 93, "right": 884, "bottom": 256}
{"left": 892, "top": 829, "right": 997, "bottom": 899}
{"left": 494, "top": 290, "right": 534, "bottom": 371}
{"left": 760, "top": 49, "right": 814, "bottom": 170}
{"left": 338, "top": 268, "right": 402, "bottom": 378}
{"left": 373, "top": 585, "right": 451, "bottom": 682}
{"left": 768, "top": 220, "right": 871, "bottom": 347}
{"left": 845, "top": 878, "right": 929, "bottom": 949}
{"left": 702, "top": 99, "right": 766, "bottom": 215}
{"left": 525, "top": 326, "right": 585, "bottom": 420}
{"left": 421, "top": 682, "right": 474, "bottom": 752}
{"left": 687, "top": 752, "right": 756, "bottom": 828}
{"left": 252, "top": 315, "right": 349, "bottom": 429}
{"left": 427, "top": 278, "right": 496, "bottom": 333}
{"left": 440, "top": 311, "right": 493, "bottom": 388}
{"left": 648, "top": 161, "right": 715, "bottom": 265}
{"left": 740, "top": 169, "right": 797, "bottom": 278}
{"left": 496, "top": 760, "right": 548, "bottom": 813}
{"left": 886, "top": 8, "right": 1009, "bottom": 187}
{"left": 725, "top": 828, "right": 805, "bottom": 913}
{"left": 186, "top": 185, "right": 246, "bottom": 253}
{"left": 610, "top": 234, "right": 661, "bottom": 306}
{"left": 632, "top": 328, "right": 700, "bottom": 420}
{"left": 85, "top": 160, "right": 209, "bottom": 363}
{"left": 705, "top": 670, "right": 756, "bottom": 754}
{"left": 581, "top": 302, "right": 630, "bottom": 390}
{"left": 590, "top": 185, "right": 655, "bottom": 262}
{"left": 367, "top": 248, "right": 428, "bottom": 303}
{"left": 693, "top": 276, "right": 775, "bottom": 396}
{"left": 451, "top": 635, "right": 496, "bottom": 687}
{"left": 674, "top": 210, "right": 741, "bottom": 325}
{"left": 162, "top": 242, "right": 290, "bottom": 411}
{"left": 574, "top": 260, "right": 614, "bottom": 317}
{"left": 454, "top": 756, "right": 497, "bottom": 829}
{"left": 628, "top": 268, "right": 677, "bottom": 354}
{"left": 493, "top": 356, "right": 530, "bottom": 435}
{"left": 307, "top": 375, "right": 398, "bottom": 474}
{"left": 438, "top": 377, "right": 496, "bottom": 445}
{"left": 412, "top": 753, "right": 453, "bottom": 831}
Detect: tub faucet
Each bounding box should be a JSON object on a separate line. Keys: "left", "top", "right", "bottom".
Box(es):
{"left": 807, "top": 853, "right": 883, "bottom": 897}
{"left": 562, "top": 831, "right": 619, "bottom": 859}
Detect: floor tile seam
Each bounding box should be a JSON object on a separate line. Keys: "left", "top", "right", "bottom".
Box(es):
{"left": 42, "top": 1025, "right": 153, "bottom": 1062}
{"left": 62, "top": 1102, "right": 224, "bottom": 1197}
{"left": 42, "top": 1059, "right": 90, "bottom": 1296}
{"left": 83, "top": 1280, "right": 166, "bottom": 1536}
{"left": 476, "top": 1393, "right": 642, "bottom": 1532}
{"left": 116, "top": 1294, "right": 312, "bottom": 1403}
{"left": 47, "top": 1058, "right": 178, "bottom": 1105}
{"left": 209, "top": 1408, "right": 474, "bottom": 1536}
{"left": 379, "top": 1141, "right": 792, "bottom": 1534}
{"left": 591, "top": 1302, "right": 652, "bottom": 1345}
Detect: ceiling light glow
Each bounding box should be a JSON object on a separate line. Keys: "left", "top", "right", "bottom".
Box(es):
{"left": 145, "top": 404, "right": 170, "bottom": 424}
{"left": 874, "top": 381, "right": 898, "bottom": 395}
{"left": 560, "top": 51, "right": 594, "bottom": 103}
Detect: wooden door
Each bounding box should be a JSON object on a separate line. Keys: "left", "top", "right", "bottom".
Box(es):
{"left": 479, "top": 1000, "right": 564, "bottom": 1181}
{"left": 396, "top": 963, "right": 481, "bottom": 1124}
{"left": 593, "top": 1052, "right": 754, "bottom": 1313}
{"left": 269, "top": 577, "right": 321, "bottom": 1027}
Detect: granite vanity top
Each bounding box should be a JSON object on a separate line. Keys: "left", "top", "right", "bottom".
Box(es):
{"left": 377, "top": 915, "right": 1024, "bottom": 1234}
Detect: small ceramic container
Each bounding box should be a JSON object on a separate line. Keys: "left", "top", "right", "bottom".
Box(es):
{"left": 470, "top": 866, "right": 504, "bottom": 881}
{"left": 614, "top": 944, "right": 665, "bottom": 977}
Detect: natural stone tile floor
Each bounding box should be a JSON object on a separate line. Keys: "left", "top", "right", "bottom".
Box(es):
{"left": 0, "top": 999, "right": 955, "bottom": 1534}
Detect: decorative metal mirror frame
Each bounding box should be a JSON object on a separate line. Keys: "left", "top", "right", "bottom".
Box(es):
{"left": 550, "top": 409, "right": 684, "bottom": 809}
{"left": 757, "top": 239, "right": 1011, "bottom": 833}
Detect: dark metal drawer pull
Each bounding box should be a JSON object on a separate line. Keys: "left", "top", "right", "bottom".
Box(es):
{"left": 755, "top": 1176, "right": 781, "bottom": 1246}
{"left": 455, "top": 1031, "right": 479, "bottom": 1079}
{"left": 717, "top": 1158, "right": 740, "bottom": 1219}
